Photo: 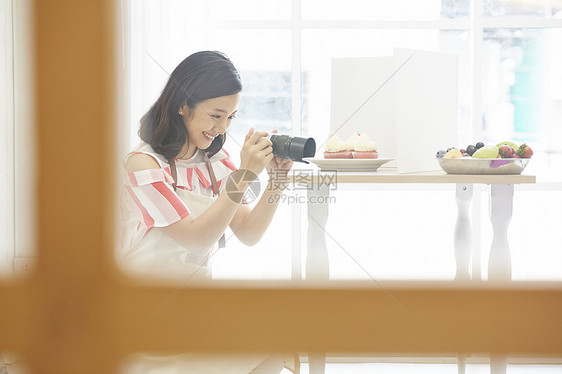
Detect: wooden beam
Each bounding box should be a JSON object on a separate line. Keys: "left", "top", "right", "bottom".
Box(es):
{"left": 32, "top": 0, "right": 117, "bottom": 372}
{"left": 109, "top": 284, "right": 562, "bottom": 356}
{"left": 0, "top": 282, "right": 34, "bottom": 350}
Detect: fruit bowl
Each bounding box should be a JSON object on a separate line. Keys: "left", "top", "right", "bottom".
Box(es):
{"left": 436, "top": 157, "right": 530, "bottom": 175}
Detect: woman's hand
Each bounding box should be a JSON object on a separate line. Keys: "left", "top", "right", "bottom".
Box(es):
{"left": 266, "top": 129, "right": 294, "bottom": 182}
{"left": 239, "top": 128, "right": 274, "bottom": 176}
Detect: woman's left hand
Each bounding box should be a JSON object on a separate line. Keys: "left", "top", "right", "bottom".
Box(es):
{"left": 267, "top": 129, "right": 294, "bottom": 181}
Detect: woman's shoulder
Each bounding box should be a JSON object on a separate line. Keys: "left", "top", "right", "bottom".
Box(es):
{"left": 124, "top": 142, "right": 168, "bottom": 172}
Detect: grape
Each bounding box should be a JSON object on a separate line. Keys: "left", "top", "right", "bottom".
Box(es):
{"left": 466, "top": 145, "right": 476, "bottom": 156}
{"left": 475, "top": 142, "right": 484, "bottom": 149}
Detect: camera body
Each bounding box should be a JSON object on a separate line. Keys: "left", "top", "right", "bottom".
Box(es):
{"left": 267, "top": 134, "right": 316, "bottom": 163}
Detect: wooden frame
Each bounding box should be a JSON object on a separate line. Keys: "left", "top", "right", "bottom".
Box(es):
{"left": 0, "top": 1, "right": 561, "bottom": 372}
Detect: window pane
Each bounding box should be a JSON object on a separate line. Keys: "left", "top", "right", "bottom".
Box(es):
{"left": 125, "top": 2, "right": 291, "bottom": 146}
{"left": 482, "top": 28, "right": 562, "bottom": 180}
{"left": 208, "top": 29, "right": 292, "bottom": 166}
{"left": 301, "top": 29, "right": 471, "bottom": 145}
{"left": 209, "top": 0, "right": 291, "bottom": 20}
{"left": 302, "top": 0, "right": 470, "bottom": 21}
{"left": 484, "top": 0, "right": 562, "bottom": 18}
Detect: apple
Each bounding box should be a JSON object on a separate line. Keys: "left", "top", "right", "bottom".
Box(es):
{"left": 472, "top": 145, "right": 499, "bottom": 158}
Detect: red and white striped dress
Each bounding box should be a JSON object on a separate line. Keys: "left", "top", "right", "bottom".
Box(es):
{"left": 119, "top": 142, "right": 239, "bottom": 280}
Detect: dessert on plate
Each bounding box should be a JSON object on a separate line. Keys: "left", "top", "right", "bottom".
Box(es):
{"left": 352, "top": 134, "right": 379, "bottom": 159}
{"left": 345, "top": 132, "right": 362, "bottom": 153}
{"left": 324, "top": 135, "right": 352, "bottom": 158}
{"left": 323, "top": 132, "right": 379, "bottom": 159}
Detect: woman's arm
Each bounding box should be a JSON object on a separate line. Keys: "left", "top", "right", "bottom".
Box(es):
{"left": 125, "top": 130, "right": 273, "bottom": 255}
{"left": 229, "top": 157, "right": 293, "bottom": 246}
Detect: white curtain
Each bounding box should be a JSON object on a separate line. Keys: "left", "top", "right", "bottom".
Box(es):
{"left": 1, "top": 0, "right": 35, "bottom": 276}
{"left": 121, "top": 0, "right": 214, "bottom": 152}
{"left": 0, "top": 0, "right": 15, "bottom": 275}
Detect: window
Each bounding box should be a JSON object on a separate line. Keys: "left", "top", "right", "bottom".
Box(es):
{"left": 1, "top": 2, "right": 561, "bottom": 373}
{"left": 122, "top": 0, "right": 562, "bottom": 282}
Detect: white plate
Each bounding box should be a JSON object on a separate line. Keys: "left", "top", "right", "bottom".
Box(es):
{"left": 436, "top": 157, "right": 530, "bottom": 175}
{"left": 303, "top": 158, "right": 394, "bottom": 172}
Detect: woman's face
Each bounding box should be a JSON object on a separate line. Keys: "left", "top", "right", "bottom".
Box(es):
{"left": 179, "top": 93, "right": 241, "bottom": 157}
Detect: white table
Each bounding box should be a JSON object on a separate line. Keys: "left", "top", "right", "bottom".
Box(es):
{"left": 292, "top": 169, "right": 536, "bottom": 374}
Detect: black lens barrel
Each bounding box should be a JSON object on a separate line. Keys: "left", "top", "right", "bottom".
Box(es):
{"left": 270, "top": 134, "right": 316, "bottom": 163}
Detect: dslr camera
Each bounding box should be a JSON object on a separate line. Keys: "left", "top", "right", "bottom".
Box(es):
{"left": 265, "top": 134, "right": 316, "bottom": 163}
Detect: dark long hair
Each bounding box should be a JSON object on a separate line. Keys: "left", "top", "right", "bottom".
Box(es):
{"left": 139, "top": 51, "right": 242, "bottom": 159}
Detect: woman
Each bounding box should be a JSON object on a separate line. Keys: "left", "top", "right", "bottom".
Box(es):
{"left": 120, "top": 51, "right": 296, "bottom": 373}
{"left": 121, "top": 50, "right": 292, "bottom": 278}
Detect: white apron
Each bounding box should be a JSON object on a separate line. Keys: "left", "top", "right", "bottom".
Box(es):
{"left": 120, "top": 150, "right": 296, "bottom": 373}
{"left": 121, "top": 189, "right": 280, "bottom": 373}
{"left": 120, "top": 188, "right": 218, "bottom": 282}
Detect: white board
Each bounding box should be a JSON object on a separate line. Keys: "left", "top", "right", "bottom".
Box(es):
{"left": 330, "top": 49, "right": 458, "bottom": 173}
{"left": 330, "top": 57, "right": 397, "bottom": 166}
{"left": 394, "top": 48, "right": 458, "bottom": 173}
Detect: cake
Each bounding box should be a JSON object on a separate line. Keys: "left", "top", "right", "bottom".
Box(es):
{"left": 352, "top": 134, "right": 379, "bottom": 159}
{"left": 323, "top": 133, "right": 380, "bottom": 159}
{"left": 324, "top": 135, "right": 352, "bottom": 159}
{"left": 345, "top": 133, "right": 362, "bottom": 153}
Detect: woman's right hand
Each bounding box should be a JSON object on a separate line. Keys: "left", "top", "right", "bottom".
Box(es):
{"left": 239, "top": 128, "right": 274, "bottom": 176}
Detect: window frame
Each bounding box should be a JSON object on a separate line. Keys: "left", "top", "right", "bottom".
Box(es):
{"left": 1, "top": 1, "right": 562, "bottom": 372}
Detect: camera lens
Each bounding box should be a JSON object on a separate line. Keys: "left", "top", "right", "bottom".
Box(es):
{"left": 269, "top": 134, "right": 316, "bottom": 163}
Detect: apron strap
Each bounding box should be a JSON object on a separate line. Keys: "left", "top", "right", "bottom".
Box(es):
{"left": 206, "top": 156, "right": 220, "bottom": 197}
{"left": 168, "top": 158, "right": 178, "bottom": 191}
{"left": 206, "top": 155, "right": 226, "bottom": 248}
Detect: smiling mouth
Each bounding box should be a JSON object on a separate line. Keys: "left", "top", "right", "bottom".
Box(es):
{"left": 203, "top": 131, "right": 218, "bottom": 140}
